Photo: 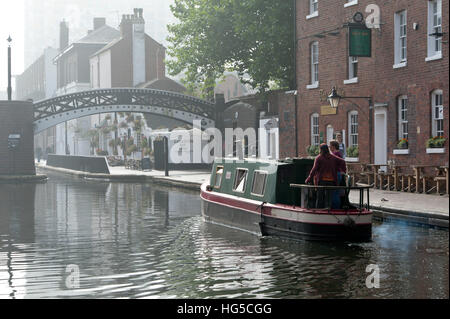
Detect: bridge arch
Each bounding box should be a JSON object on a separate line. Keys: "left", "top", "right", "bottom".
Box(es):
{"left": 33, "top": 88, "right": 216, "bottom": 134}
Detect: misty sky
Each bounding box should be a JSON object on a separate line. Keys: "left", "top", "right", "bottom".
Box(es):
{"left": 0, "top": 1, "right": 24, "bottom": 90}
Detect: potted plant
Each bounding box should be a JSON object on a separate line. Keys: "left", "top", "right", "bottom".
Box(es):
{"left": 306, "top": 145, "right": 319, "bottom": 157}
{"left": 426, "top": 136, "right": 446, "bottom": 148}
{"left": 397, "top": 138, "right": 408, "bottom": 149}
{"left": 347, "top": 145, "right": 359, "bottom": 158}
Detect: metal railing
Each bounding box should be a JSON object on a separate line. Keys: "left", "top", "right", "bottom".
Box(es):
{"left": 290, "top": 183, "right": 371, "bottom": 212}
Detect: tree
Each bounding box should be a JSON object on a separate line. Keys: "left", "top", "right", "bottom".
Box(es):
{"left": 167, "top": 0, "right": 295, "bottom": 98}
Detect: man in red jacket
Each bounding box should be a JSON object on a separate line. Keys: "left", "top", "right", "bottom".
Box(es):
{"left": 305, "top": 143, "right": 347, "bottom": 208}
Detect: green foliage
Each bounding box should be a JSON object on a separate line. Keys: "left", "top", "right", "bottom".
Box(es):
{"left": 306, "top": 145, "right": 319, "bottom": 157}
{"left": 167, "top": 0, "right": 295, "bottom": 98}
{"left": 347, "top": 146, "right": 359, "bottom": 158}
{"left": 397, "top": 138, "right": 408, "bottom": 149}
{"left": 426, "top": 136, "right": 446, "bottom": 148}
{"left": 96, "top": 149, "right": 108, "bottom": 156}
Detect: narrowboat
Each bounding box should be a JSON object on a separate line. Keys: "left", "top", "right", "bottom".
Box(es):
{"left": 200, "top": 158, "right": 372, "bottom": 242}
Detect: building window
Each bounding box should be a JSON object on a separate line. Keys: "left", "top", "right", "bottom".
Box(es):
{"left": 311, "top": 42, "right": 319, "bottom": 85}
{"left": 431, "top": 90, "right": 444, "bottom": 137}
{"left": 214, "top": 166, "right": 224, "bottom": 188}
{"left": 427, "top": 0, "right": 442, "bottom": 60}
{"left": 398, "top": 96, "right": 408, "bottom": 140}
{"left": 394, "top": 10, "right": 407, "bottom": 66}
{"left": 251, "top": 171, "right": 268, "bottom": 196}
{"left": 311, "top": 113, "right": 320, "bottom": 146}
{"left": 349, "top": 56, "right": 358, "bottom": 79}
{"left": 309, "top": 0, "right": 318, "bottom": 15}
{"left": 233, "top": 168, "right": 248, "bottom": 193}
{"left": 348, "top": 111, "right": 358, "bottom": 147}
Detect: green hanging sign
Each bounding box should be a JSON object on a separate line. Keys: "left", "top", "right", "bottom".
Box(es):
{"left": 348, "top": 24, "right": 372, "bottom": 57}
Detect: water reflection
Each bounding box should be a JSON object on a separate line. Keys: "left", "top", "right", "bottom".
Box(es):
{"left": 0, "top": 174, "right": 448, "bottom": 299}
{"left": 0, "top": 183, "right": 36, "bottom": 298}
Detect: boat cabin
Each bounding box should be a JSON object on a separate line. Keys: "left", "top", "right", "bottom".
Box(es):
{"left": 209, "top": 158, "right": 314, "bottom": 206}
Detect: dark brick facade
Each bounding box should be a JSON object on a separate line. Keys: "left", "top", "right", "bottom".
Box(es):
{"left": 267, "top": 91, "right": 297, "bottom": 158}
{"left": 295, "top": 0, "right": 448, "bottom": 167}
{"left": 0, "top": 101, "right": 36, "bottom": 175}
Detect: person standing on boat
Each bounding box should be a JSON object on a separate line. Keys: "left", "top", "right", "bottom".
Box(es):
{"left": 305, "top": 143, "right": 347, "bottom": 208}
{"left": 335, "top": 133, "right": 346, "bottom": 159}
{"left": 329, "top": 140, "right": 347, "bottom": 208}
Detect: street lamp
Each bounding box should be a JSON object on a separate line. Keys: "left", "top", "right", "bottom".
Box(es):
{"left": 327, "top": 87, "right": 341, "bottom": 108}
{"left": 327, "top": 86, "right": 372, "bottom": 109}
{"left": 326, "top": 86, "right": 374, "bottom": 162}
{"left": 7, "top": 35, "right": 12, "bottom": 101}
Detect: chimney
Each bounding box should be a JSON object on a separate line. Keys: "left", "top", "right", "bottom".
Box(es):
{"left": 93, "top": 17, "right": 106, "bottom": 30}
{"left": 59, "top": 20, "right": 69, "bottom": 50}
{"left": 119, "top": 14, "right": 132, "bottom": 37}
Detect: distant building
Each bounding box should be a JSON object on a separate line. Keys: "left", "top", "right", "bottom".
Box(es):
{"left": 15, "top": 47, "right": 59, "bottom": 158}
{"left": 89, "top": 9, "right": 165, "bottom": 88}
{"left": 15, "top": 47, "right": 58, "bottom": 101}
{"left": 214, "top": 73, "right": 256, "bottom": 103}
{"left": 53, "top": 17, "right": 121, "bottom": 156}
{"left": 23, "top": 0, "right": 176, "bottom": 69}
{"left": 55, "top": 18, "right": 120, "bottom": 95}
{"left": 89, "top": 8, "right": 189, "bottom": 155}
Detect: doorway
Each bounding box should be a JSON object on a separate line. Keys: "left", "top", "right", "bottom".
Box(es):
{"left": 326, "top": 125, "right": 334, "bottom": 145}
{"left": 374, "top": 109, "right": 387, "bottom": 170}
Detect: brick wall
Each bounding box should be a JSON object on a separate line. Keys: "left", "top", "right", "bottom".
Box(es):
{"left": 296, "top": 0, "right": 448, "bottom": 167}
{"left": 0, "top": 101, "right": 36, "bottom": 175}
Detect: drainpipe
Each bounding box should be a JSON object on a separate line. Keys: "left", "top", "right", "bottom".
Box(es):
{"left": 293, "top": 0, "right": 298, "bottom": 156}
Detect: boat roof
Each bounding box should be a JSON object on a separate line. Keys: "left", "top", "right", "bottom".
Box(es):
{"left": 213, "top": 157, "right": 311, "bottom": 166}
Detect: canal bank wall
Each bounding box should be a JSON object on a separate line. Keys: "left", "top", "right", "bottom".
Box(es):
{"left": 37, "top": 163, "right": 449, "bottom": 229}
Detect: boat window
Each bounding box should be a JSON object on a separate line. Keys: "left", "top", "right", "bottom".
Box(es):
{"left": 233, "top": 169, "right": 248, "bottom": 192}
{"left": 214, "top": 166, "right": 224, "bottom": 188}
{"left": 251, "top": 171, "right": 267, "bottom": 196}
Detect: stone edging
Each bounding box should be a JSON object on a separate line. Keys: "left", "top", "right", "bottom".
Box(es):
{"left": 0, "top": 174, "right": 48, "bottom": 183}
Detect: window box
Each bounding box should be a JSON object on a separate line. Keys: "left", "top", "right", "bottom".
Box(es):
{"left": 345, "top": 157, "right": 359, "bottom": 163}
{"left": 344, "top": 0, "right": 358, "bottom": 8}
{"left": 393, "top": 149, "right": 409, "bottom": 155}
{"left": 393, "top": 62, "right": 407, "bottom": 69}
{"left": 426, "top": 148, "right": 445, "bottom": 154}
{"left": 307, "top": 82, "right": 319, "bottom": 89}
{"left": 344, "top": 77, "right": 358, "bottom": 85}
{"left": 306, "top": 11, "right": 318, "bottom": 20}
{"left": 425, "top": 53, "right": 442, "bottom": 62}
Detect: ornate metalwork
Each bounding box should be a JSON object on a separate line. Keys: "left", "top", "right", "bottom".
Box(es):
{"left": 33, "top": 88, "right": 216, "bottom": 133}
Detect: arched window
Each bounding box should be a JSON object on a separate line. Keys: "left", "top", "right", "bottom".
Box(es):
{"left": 311, "top": 113, "right": 320, "bottom": 146}
{"left": 398, "top": 95, "right": 408, "bottom": 140}
{"left": 348, "top": 111, "right": 358, "bottom": 147}
{"left": 431, "top": 90, "right": 444, "bottom": 137}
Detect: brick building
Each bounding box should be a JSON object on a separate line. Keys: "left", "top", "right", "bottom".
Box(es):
{"left": 295, "top": 0, "right": 448, "bottom": 167}
{"left": 89, "top": 9, "right": 165, "bottom": 88}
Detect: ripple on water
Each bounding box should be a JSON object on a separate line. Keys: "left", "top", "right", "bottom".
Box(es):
{"left": 0, "top": 179, "right": 448, "bottom": 299}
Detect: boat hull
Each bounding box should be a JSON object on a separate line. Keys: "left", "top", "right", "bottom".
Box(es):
{"left": 201, "top": 183, "right": 372, "bottom": 242}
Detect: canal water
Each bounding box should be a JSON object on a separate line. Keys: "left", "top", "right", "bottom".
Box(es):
{"left": 0, "top": 174, "right": 448, "bottom": 299}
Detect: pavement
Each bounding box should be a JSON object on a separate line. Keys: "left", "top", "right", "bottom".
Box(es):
{"left": 36, "top": 162, "right": 449, "bottom": 228}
